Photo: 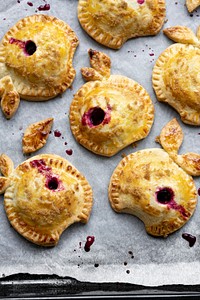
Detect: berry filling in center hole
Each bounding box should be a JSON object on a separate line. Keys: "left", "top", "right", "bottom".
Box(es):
{"left": 82, "top": 106, "right": 106, "bottom": 127}
{"left": 90, "top": 107, "right": 105, "bottom": 126}
{"left": 47, "top": 177, "right": 59, "bottom": 190}
{"left": 156, "top": 187, "right": 174, "bottom": 204}
{"left": 25, "top": 40, "right": 37, "bottom": 56}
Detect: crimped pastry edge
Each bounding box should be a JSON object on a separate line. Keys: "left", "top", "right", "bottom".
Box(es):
{"left": 78, "top": 0, "right": 166, "bottom": 49}
{"left": 4, "top": 154, "right": 93, "bottom": 246}
{"left": 70, "top": 75, "right": 154, "bottom": 156}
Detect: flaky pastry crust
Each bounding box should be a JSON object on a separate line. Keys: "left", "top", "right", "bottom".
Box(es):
{"left": 70, "top": 49, "right": 154, "bottom": 156}
{"left": 157, "top": 118, "right": 200, "bottom": 176}
{"left": 152, "top": 26, "right": 200, "bottom": 125}
{"left": 3, "top": 154, "right": 93, "bottom": 246}
{"left": 78, "top": 0, "right": 166, "bottom": 49}
{"left": 22, "top": 118, "right": 54, "bottom": 154}
{"left": 109, "top": 148, "right": 197, "bottom": 237}
{"left": 186, "top": 0, "right": 200, "bottom": 12}
{"left": 0, "top": 14, "right": 79, "bottom": 117}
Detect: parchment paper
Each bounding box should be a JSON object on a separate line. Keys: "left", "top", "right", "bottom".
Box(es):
{"left": 0, "top": 0, "right": 200, "bottom": 287}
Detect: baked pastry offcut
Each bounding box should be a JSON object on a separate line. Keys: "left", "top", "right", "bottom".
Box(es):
{"left": 22, "top": 118, "right": 54, "bottom": 154}
{"left": 109, "top": 119, "right": 199, "bottom": 237}
{"left": 152, "top": 26, "right": 200, "bottom": 125}
{"left": 186, "top": 0, "right": 200, "bottom": 12}
{"left": 0, "top": 154, "right": 93, "bottom": 246}
{"left": 0, "top": 14, "right": 79, "bottom": 118}
{"left": 70, "top": 49, "right": 154, "bottom": 156}
{"left": 78, "top": 0, "right": 166, "bottom": 49}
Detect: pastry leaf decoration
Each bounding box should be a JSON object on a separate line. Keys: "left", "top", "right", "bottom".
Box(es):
{"left": 157, "top": 118, "right": 200, "bottom": 176}
{"left": 0, "top": 153, "right": 14, "bottom": 194}
{"left": 163, "top": 26, "right": 199, "bottom": 46}
{"left": 22, "top": 118, "right": 54, "bottom": 154}
{"left": 81, "top": 49, "right": 111, "bottom": 81}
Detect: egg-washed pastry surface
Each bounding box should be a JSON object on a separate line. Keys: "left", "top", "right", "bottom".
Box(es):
{"left": 186, "top": 0, "right": 200, "bottom": 12}
{"left": 152, "top": 26, "right": 200, "bottom": 125}
{"left": 22, "top": 118, "right": 54, "bottom": 154}
{"left": 109, "top": 148, "right": 197, "bottom": 237}
{"left": 0, "top": 154, "right": 93, "bottom": 246}
{"left": 0, "top": 14, "right": 79, "bottom": 119}
{"left": 78, "top": 0, "right": 166, "bottom": 49}
{"left": 109, "top": 119, "right": 200, "bottom": 237}
{"left": 156, "top": 118, "right": 200, "bottom": 176}
{"left": 70, "top": 49, "right": 154, "bottom": 157}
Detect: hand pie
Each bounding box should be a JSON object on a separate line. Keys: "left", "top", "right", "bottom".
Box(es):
{"left": 78, "top": 0, "right": 166, "bottom": 49}
{"left": 109, "top": 119, "right": 199, "bottom": 237}
{"left": 186, "top": 0, "right": 200, "bottom": 12}
{"left": 152, "top": 26, "right": 200, "bottom": 125}
{"left": 0, "top": 14, "right": 79, "bottom": 118}
{"left": 22, "top": 118, "right": 54, "bottom": 154}
{"left": 0, "top": 154, "right": 93, "bottom": 246}
{"left": 70, "top": 49, "right": 154, "bottom": 156}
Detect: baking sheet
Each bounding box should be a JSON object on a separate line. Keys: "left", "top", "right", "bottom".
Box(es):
{"left": 0, "top": 0, "right": 200, "bottom": 288}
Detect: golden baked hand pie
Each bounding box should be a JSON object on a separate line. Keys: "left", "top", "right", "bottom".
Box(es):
{"left": 152, "top": 26, "right": 200, "bottom": 125}
{"left": 109, "top": 119, "right": 200, "bottom": 237}
{"left": 22, "top": 118, "right": 54, "bottom": 154}
{"left": 70, "top": 49, "right": 154, "bottom": 156}
{"left": 186, "top": 0, "right": 200, "bottom": 12}
{"left": 78, "top": 0, "right": 166, "bottom": 49}
{"left": 0, "top": 154, "right": 93, "bottom": 246}
{"left": 0, "top": 14, "right": 79, "bottom": 118}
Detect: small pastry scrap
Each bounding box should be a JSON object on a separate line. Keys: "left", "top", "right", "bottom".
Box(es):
{"left": 152, "top": 26, "right": 200, "bottom": 125}
{"left": 109, "top": 119, "right": 199, "bottom": 237}
{"left": 186, "top": 0, "right": 200, "bottom": 12}
{"left": 156, "top": 118, "right": 200, "bottom": 176}
{"left": 22, "top": 118, "right": 54, "bottom": 154}
{"left": 78, "top": 0, "right": 166, "bottom": 49}
{"left": 0, "top": 154, "right": 93, "bottom": 246}
{"left": 0, "top": 14, "right": 79, "bottom": 118}
{"left": 70, "top": 49, "right": 154, "bottom": 157}
{"left": 0, "top": 154, "right": 14, "bottom": 194}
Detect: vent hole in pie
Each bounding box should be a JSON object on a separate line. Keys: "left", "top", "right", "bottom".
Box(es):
{"left": 47, "top": 177, "right": 59, "bottom": 190}
{"left": 24, "top": 40, "right": 37, "bottom": 56}
{"left": 156, "top": 187, "right": 174, "bottom": 204}
{"left": 90, "top": 107, "right": 105, "bottom": 126}
{"left": 82, "top": 106, "right": 109, "bottom": 127}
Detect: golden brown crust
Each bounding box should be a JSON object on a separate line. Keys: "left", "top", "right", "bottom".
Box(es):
{"left": 0, "top": 76, "right": 20, "bottom": 119}
{"left": 157, "top": 118, "right": 183, "bottom": 157}
{"left": 4, "top": 154, "right": 93, "bottom": 246}
{"left": 81, "top": 49, "right": 111, "bottom": 81}
{"left": 176, "top": 153, "right": 200, "bottom": 176}
{"left": 70, "top": 75, "right": 154, "bottom": 156}
{"left": 70, "top": 49, "right": 154, "bottom": 156}
{"left": 78, "top": 0, "right": 166, "bottom": 49}
{"left": 0, "top": 14, "right": 79, "bottom": 104}
{"left": 157, "top": 118, "right": 200, "bottom": 176}
{"left": 0, "top": 153, "right": 14, "bottom": 177}
{"left": 0, "top": 177, "right": 10, "bottom": 194}
{"left": 22, "top": 118, "right": 54, "bottom": 154}
{"left": 109, "top": 148, "right": 197, "bottom": 237}
{"left": 152, "top": 40, "right": 200, "bottom": 125}
{"left": 186, "top": 0, "right": 200, "bottom": 12}
{"left": 163, "top": 26, "right": 199, "bottom": 45}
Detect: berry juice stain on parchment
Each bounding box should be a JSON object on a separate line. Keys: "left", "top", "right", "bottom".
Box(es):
{"left": 182, "top": 233, "right": 196, "bottom": 247}
{"left": 52, "top": 130, "right": 73, "bottom": 156}
{"left": 84, "top": 236, "right": 95, "bottom": 252}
